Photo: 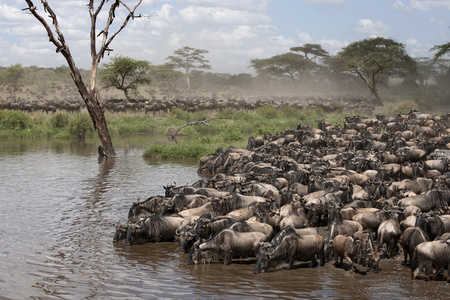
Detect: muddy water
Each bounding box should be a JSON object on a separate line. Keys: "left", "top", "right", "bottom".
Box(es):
{"left": 0, "top": 136, "right": 448, "bottom": 299}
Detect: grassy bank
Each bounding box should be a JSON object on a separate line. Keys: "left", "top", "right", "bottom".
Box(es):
{"left": 0, "top": 106, "right": 347, "bottom": 158}
{"left": 0, "top": 98, "right": 428, "bottom": 159}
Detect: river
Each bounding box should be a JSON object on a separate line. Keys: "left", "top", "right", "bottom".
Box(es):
{"left": 0, "top": 136, "right": 448, "bottom": 299}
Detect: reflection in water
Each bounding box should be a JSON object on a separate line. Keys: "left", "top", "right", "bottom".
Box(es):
{"left": 0, "top": 136, "right": 449, "bottom": 299}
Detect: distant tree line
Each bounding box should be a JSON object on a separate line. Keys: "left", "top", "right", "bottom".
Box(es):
{"left": 2, "top": 38, "right": 450, "bottom": 108}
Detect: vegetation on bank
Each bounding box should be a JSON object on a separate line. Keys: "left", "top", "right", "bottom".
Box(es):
{"left": 0, "top": 98, "right": 426, "bottom": 159}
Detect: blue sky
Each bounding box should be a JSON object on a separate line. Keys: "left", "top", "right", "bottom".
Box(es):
{"left": 0, "top": 0, "right": 449, "bottom": 74}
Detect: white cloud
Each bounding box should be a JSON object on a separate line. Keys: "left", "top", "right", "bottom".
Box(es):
{"left": 354, "top": 19, "right": 391, "bottom": 35}
{"left": 179, "top": 0, "right": 270, "bottom": 11}
{"left": 405, "top": 37, "right": 418, "bottom": 45}
{"left": 392, "top": 0, "right": 411, "bottom": 11}
{"left": 178, "top": 6, "right": 270, "bottom": 25}
{"left": 296, "top": 31, "right": 314, "bottom": 43}
{"left": 307, "top": 0, "right": 347, "bottom": 4}
{"left": 393, "top": 0, "right": 450, "bottom": 11}
{"left": 318, "top": 38, "right": 348, "bottom": 54}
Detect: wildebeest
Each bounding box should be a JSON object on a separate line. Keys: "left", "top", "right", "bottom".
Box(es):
{"left": 128, "top": 196, "right": 169, "bottom": 220}
{"left": 254, "top": 233, "right": 325, "bottom": 273}
{"left": 328, "top": 210, "right": 363, "bottom": 242}
{"left": 277, "top": 209, "right": 309, "bottom": 230}
{"left": 398, "top": 189, "right": 449, "bottom": 212}
{"left": 123, "top": 215, "right": 188, "bottom": 245}
{"left": 178, "top": 198, "right": 231, "bottom": 221}
{"left": 412, "top": 238, "right": 450, "bottom": 282}
{"left": 377, "top": 217, "right": 402, "bottom": 258}
{"left": 175, "top": 223, "right": 197, "bottom": 253}
{"left": 331, "top": 235, "right": 361, "bottom": 271}
{"left": 195, "top": 216, "right": 237, "bottom": 242}
{"left": 165, "top": 193, "right": 210, "bottom": 214}
{"left": 188, "top": 229, "right": 267, "bottom": 265}
{"left": 415, "top": 211, "right": 449, "bottom": 240}
{"left": 399, "top": 227, "right": 429, "bottom": 267}
{"left": 352, "top": 208, "right": 390, "bottom": 233}
{"left": 113, "top": 224, "right": 128, "bottom": 243}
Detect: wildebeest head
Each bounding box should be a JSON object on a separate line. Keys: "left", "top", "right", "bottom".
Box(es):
{"left": 128, "top": 197, "right": 167, "bottom": 220}
{"left": 422, "top": 211, "right": 444, "bottom": 240}
{"left": 113, "top": 224, "right": 128, "bottom": 243}
{"left": 175, "top": 224, "right": 196, "bottom": 253}
{"left": 125, "top": 222, "right": 144, "bottom": 245}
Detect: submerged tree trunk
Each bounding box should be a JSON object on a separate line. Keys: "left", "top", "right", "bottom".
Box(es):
{"left": 24, "top": 0, "right": 143, "bottom": 158}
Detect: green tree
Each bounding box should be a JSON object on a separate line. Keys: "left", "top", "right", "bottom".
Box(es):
{"left": 1, "top": 64, "right": 25, "bottom": 101}
{"left": 290, "top": 43, "right": 329, "bottom": 62}
{"left": 24, "top": 0, "right": 145, "bottom": 158}
{"left": 430, "top": 42, "right": 450, "bottom": 60}
{"left": 100, "top": 56, "right": 151, "bottom": 102}
{"left": 332, "top": 37, "right": 416, "bottom": 106}
{"left": 250, "top": 52, "right": 315, "bottom": 85}
{"left": 165, "top": 46, "right": 211, "bottom": 91}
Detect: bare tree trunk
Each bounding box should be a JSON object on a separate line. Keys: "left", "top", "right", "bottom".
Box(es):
{"left": 24, "top": 0, "right": 144, "bottom": 158}
{"left": 370, "top": 88, "right": 384, "bottom": 106}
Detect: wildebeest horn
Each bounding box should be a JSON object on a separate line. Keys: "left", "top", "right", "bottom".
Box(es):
{"left": 175, "top": 228, "right": 180, "bottom": 235}
{"left": 382, "top": 206, "right": 392, "bottom": 213}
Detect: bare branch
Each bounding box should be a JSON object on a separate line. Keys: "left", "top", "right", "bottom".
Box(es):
{"left": 171, "top": 117, "right": 229, "bottom": 139}
{"left": 98, "top": 1, "right": 144, "bottom": 61}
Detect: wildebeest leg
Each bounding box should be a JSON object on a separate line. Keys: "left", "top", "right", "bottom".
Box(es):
{"left": 412, "top": 260, "right": 423, "bottom": 280}
{"left": 400, "top": 245, "right": 408, "bottom": 266}
{"left": 311, "top": 257, "right": 318, "bottom": 267}
{"left": 423, "top": 261, "right": 433, "bottom": 281}
{"left": 447, "top": 260, "right": 450, "bottom": 283}
{"left": 224, "top": 252, "right": 232, "bottom": 265}
{"left": 287, "top": 257, "right": 295, "bottom": 270}
{"left": 345, "top": 256, "right": 354, "bottom": 271}
{"left": 319, "top": 250, "right": 325, "bottom": 266}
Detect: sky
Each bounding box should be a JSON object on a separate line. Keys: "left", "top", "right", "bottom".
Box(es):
{"left": 0, "top": 0, "right": 449, "bottom": 74}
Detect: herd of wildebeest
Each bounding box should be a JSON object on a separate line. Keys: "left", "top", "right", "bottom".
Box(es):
{"left": 0, "top": 95, "right": 375, "bottom": 114}
{"left": 113, "top": 109, "right": 450, "bottom": 282}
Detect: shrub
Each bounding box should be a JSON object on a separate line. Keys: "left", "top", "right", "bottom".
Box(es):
{"left": 68, "top": 113, "right": 94, "bottom": 139}
{"left": 255, "top": 105, "right": 279, "bottom": 119}
{"left": 50, "top": 112, "right": 69, "bottom": 128}
{"left": 0, "top": 110, "right": 32, "bottom": 130}
{"left": 220, "top": 128, "right": 244, "bottom": 142}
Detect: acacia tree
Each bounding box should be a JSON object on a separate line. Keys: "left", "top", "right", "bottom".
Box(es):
{"left": 430, "top": 42, "right": 450, "bottom": 60}
{"left": 250, "top": 52, "right": 315, "bottom": 85}
{"left": 165, "top": 46, "right": 211, "bottom": 91}
{"left": 332, "top": 37, "right": 416, "bottom": 106}
{"left": 100, "top": 56, "right": 151, "bottom": 102}
{"left": 23, "top": 0, "right": 144, "bottom": 158}
{"left": 290, "top": 44, "right": 329, "bottom": 62}
{"left": 1, "top": 64, "right": 25, "bottom": 102}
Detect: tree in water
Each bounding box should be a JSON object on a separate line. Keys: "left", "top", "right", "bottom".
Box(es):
{"left": 165, "top": 46, "right": 211, "bottom": 92}
{"left": 332, "top": 37, "right": 416, "bottom": 106}
{"left": 23, "top": 0, "right": 145, "bottom": 158}
{"left": 100, "top": 56, "right": 151, "bottom": 102}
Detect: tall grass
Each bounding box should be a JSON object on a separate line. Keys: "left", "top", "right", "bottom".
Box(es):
{"left": 0, "top": 107, "right": 349, "bottom": 158}
{"left": 143, "top": 106, "right": 347, "bottom": 159}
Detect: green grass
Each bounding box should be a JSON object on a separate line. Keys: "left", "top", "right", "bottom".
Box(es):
{"left": 0, "top": 102, "right": 422, "bottom": 158}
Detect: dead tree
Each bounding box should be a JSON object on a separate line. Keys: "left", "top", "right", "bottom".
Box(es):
{"left": 171, "top": 117, "right": 228, "bottom": 140}
{"left": 23, "top": 0, "right": 144, "bottom": 157}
